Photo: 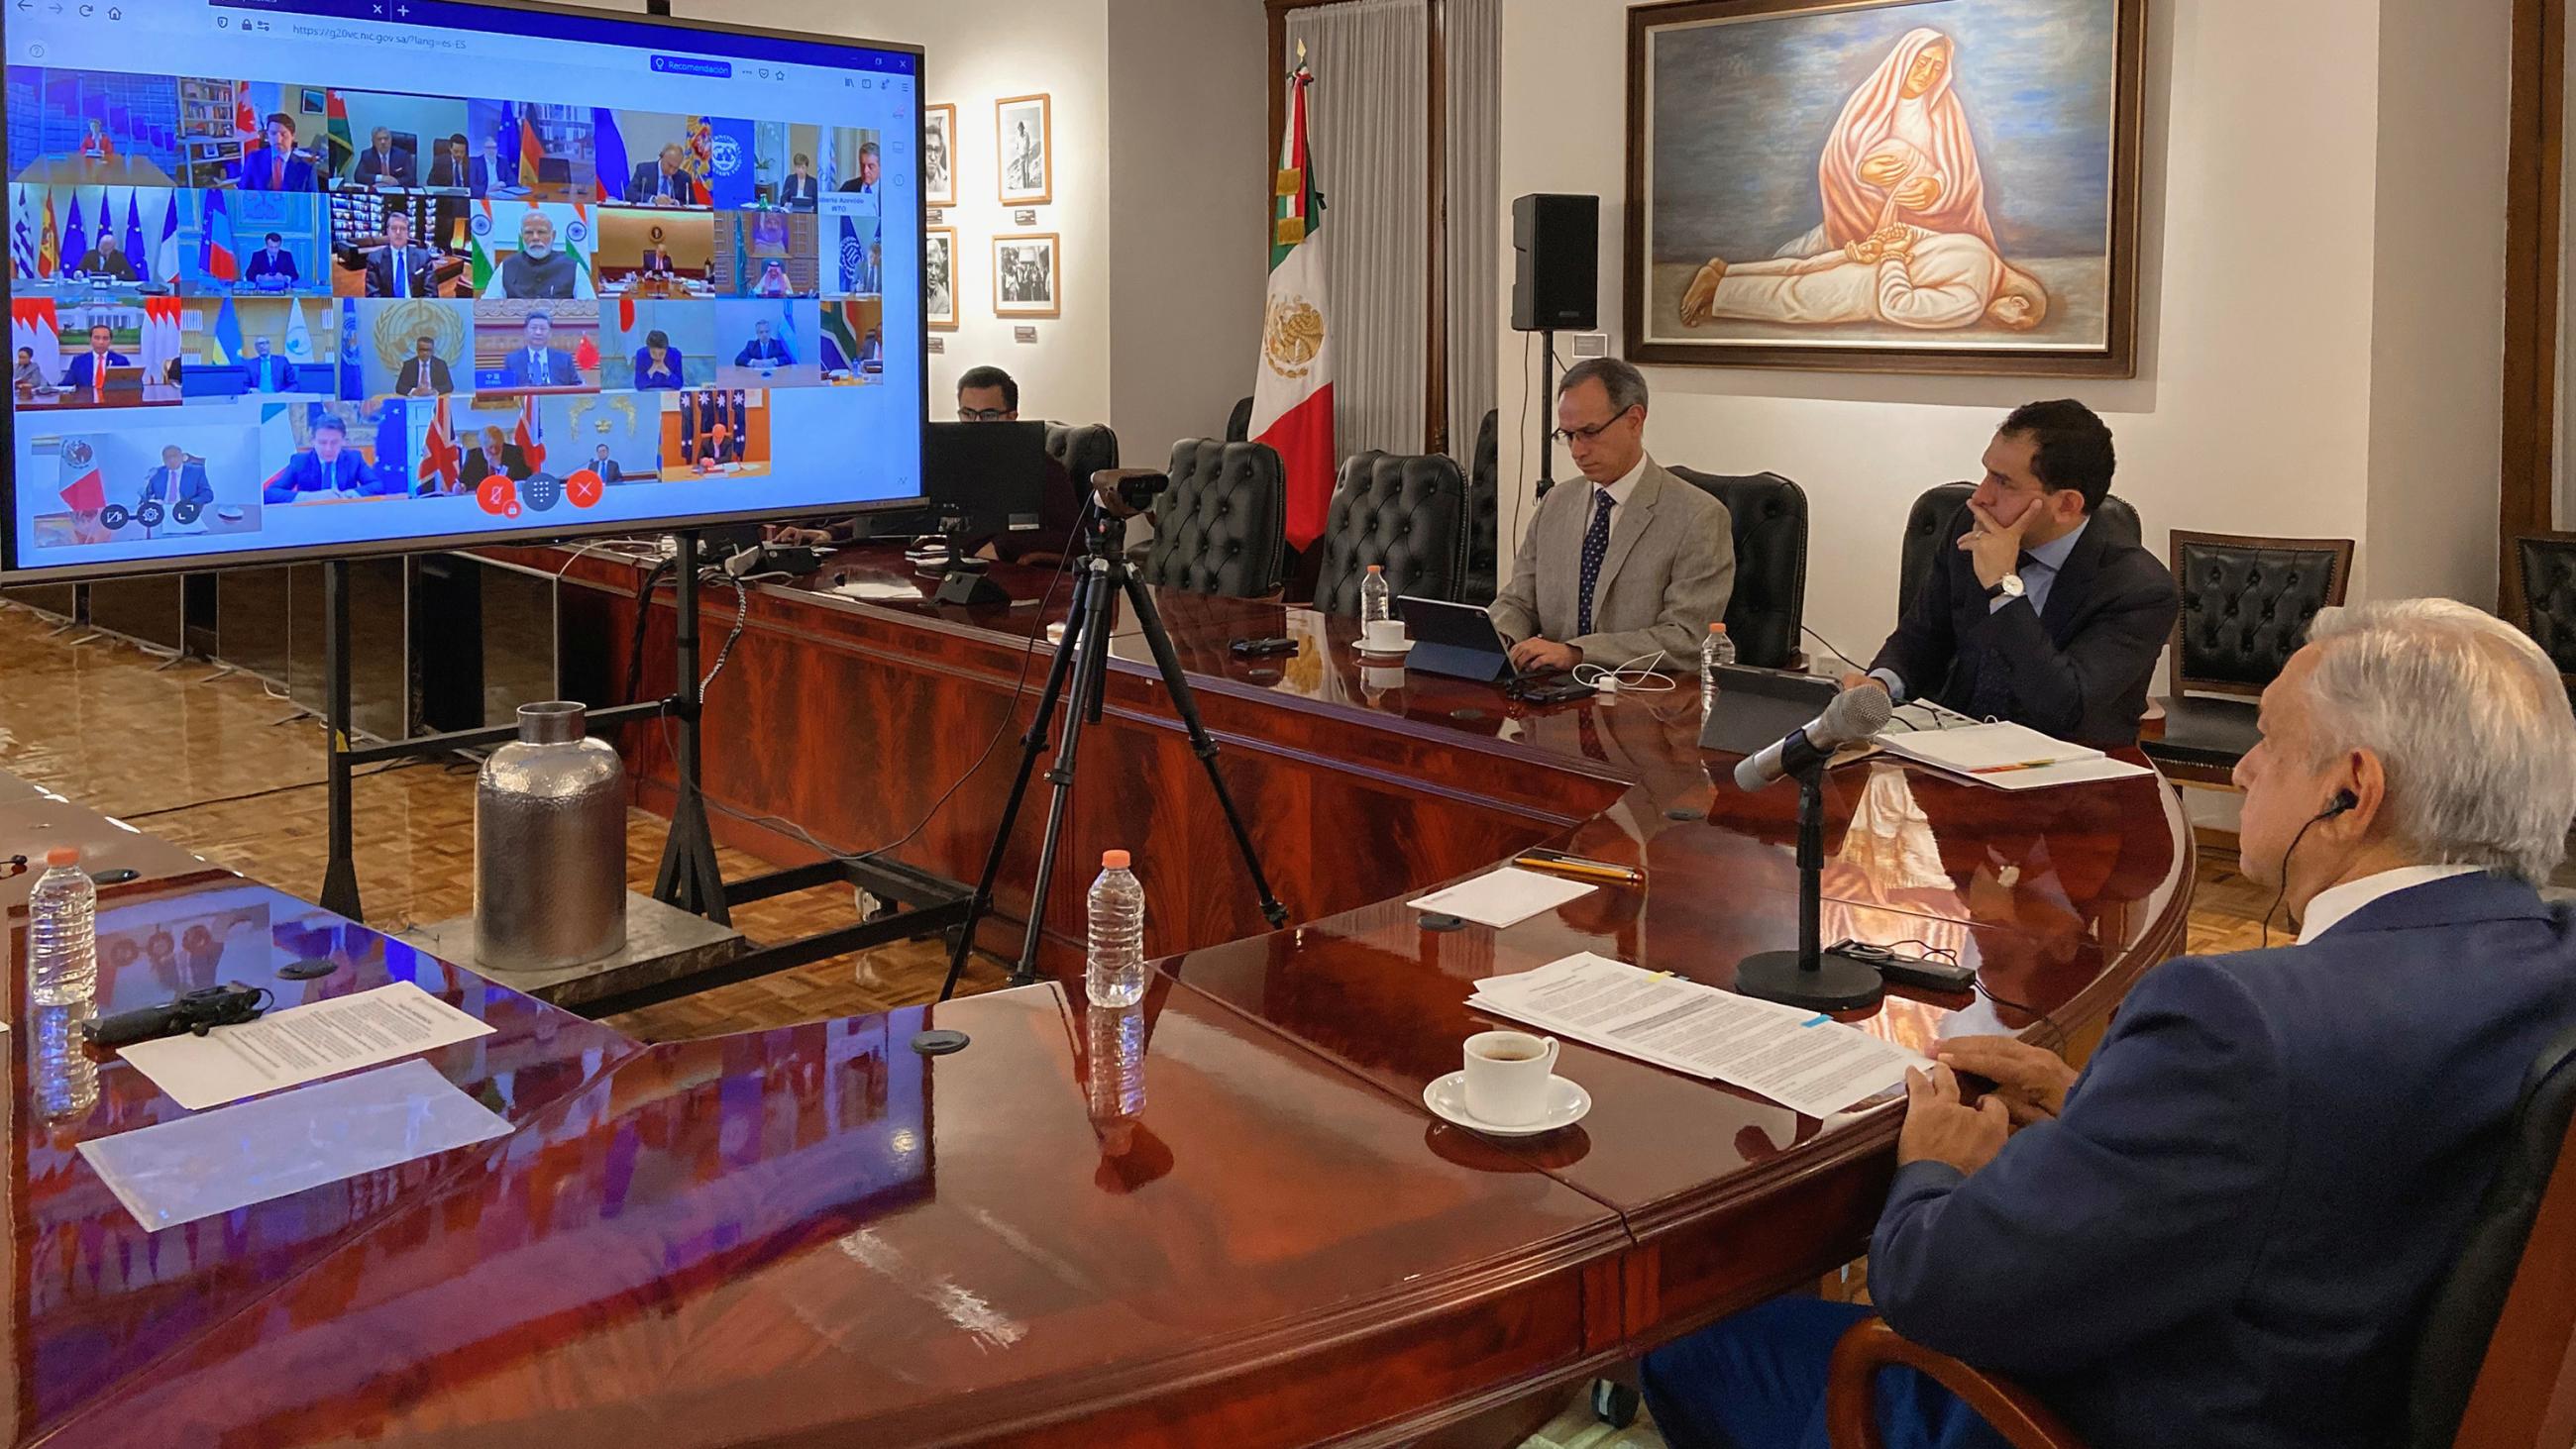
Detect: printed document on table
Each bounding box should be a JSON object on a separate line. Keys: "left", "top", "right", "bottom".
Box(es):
{"left": 1470, "top": 953, "right": 1924, "bottom": 1117}
{"left": 118, "top": 980, "right": 497, "bottom": 1111}
{"left": 80, "top": 1060, "right": 511, "bottom": 1231}
{"left": 1408, "top": 867, "right": 1599, "bottom": 929}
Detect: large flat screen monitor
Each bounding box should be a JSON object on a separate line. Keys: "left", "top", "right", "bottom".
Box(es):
{"left": 0, "top": 0, "right": 924, "bottom": 581}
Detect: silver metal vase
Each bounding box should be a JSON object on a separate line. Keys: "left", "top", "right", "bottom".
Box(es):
{"left": 475, "top": 701, "right": 627, "bottom": 971}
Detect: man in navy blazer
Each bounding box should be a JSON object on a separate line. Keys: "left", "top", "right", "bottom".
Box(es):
{"left": 138, "top": 446, "right": 214, "bottom": 510}
{"left": 243, "top": 233, "right": 300, "bottom": 289}
{"left": 1644, "top": 598, "right": 2576, "bottom": 1449}
{"left": 57, "top": 324, "right": 130, "bottom": 391}
{"left": 499, "top": 312, "right": 581, "bottom": 388}
{"left": 263, "top": 416, "right": 395, "bottom": 502}
{"left": 238, "top": 114, "right": 320, "bottom": 191}
{"left": 1850, "top": 400, "right": 2178, "bottom": 747}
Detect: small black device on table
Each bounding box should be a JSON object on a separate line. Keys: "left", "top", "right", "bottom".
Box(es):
{"left": 81, "top": 983, "right": 273, "bottom": 1050}
{"left": 1230, "top": 636, "right": 1299, "bottom": 659}
{"left": 1831, "top": 939, "right": 1979, "bottom": 992}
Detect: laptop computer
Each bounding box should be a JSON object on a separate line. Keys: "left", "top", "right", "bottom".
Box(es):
{"left": 1395, "top": 596, "right": 1517, "bottom": 681}
{"left": 1696, "top": 664, "right": 1842, "bottom": 755}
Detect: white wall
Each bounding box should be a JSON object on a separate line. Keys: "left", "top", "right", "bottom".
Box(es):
{"left": 1107, "top": 0, "right": 1272, "bottom": 468}
{"left": 602, "top": 0, "right": 1265, "bottom": 449}
{"left": 2366, "top": 0, "right": 2512, "bottom": 604}
{"left": 1494, "top": 0, "right": 2510, "bottom": 660}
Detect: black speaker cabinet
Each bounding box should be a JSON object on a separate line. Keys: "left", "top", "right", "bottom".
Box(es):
{"left": 1511, "top": 193, "right": 1600, "bottom": 333}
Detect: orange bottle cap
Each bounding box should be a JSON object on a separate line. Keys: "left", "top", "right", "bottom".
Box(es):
{"left": 44, "top": 847, "right": 80, "bottom": 868}
{"left": 1102, "top": 850, "right": 1131, "bottom": 870}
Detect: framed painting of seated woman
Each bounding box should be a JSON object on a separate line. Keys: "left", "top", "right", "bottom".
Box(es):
{"left": 1624, "top": 0, "right": 2147, "bottom": 376}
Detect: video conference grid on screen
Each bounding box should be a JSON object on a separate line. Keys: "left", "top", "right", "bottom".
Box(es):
{"left": 2, "top": 0, "right": 921, "bottom": 576}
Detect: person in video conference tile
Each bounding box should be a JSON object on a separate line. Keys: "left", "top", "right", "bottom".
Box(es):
{"left": 239, "top": 114, "right": 322, "bottom": 191}
{"left": 497, "top": 211, "right": 578, "bottom": 299}
{"left": 263, "top": 415, "right": 393, "bottom": 501}
{"left": 500, "top": 311, "right": 583, "bottom": 388}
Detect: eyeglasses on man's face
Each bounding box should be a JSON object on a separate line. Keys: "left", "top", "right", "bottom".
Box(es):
{"left": 958, "top": 407, "right": 1012, "bottom": 423}
{"left": 1549, "top": 405, "right": 1638, "bottom": 447}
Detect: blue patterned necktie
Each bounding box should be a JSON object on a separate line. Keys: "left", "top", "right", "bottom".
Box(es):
{"left": 1576, "top": 490, "right": 1616, "bottom": 638}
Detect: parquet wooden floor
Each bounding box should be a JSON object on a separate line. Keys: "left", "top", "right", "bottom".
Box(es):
{"left": 0, "top": 600, "right": 2269, "bottom": 1043}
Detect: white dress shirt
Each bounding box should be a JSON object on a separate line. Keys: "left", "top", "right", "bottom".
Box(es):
{"left": 2296, "top": 864, "right": 2486, "bottom": 944}
{"left": 1591, "top": 453, "right": 1650, "bottom": 513}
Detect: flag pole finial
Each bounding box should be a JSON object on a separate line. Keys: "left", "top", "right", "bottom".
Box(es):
{"left": 1296, "top": 38, "right": 1307, "bottom": 62}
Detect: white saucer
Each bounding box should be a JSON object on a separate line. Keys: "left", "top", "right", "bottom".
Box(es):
{"left": 1423, "top": 1070, "right": 1592, "bottom": 1137}
{"left": 1353, "top": 638, "right": 1416, "bottom": 659}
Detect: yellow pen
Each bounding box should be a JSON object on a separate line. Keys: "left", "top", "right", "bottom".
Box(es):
{"left": 1969, "top": 759, "right": 2063, "bottom": 776}
{"left": 1512, "top": 853, "right": 1645, "bottom": 885}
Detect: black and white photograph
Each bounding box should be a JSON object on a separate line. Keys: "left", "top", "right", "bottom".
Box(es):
{"left": 992, "top": 232, "right": 1058, "bottom": 319}
{"left": 926, "top": 226, "right": 957, "bottom": 330}
{"left": 923, "top": 103, "right": 956, "bottom": 211}
{"left": 996, "top": 93, "right": 1052, "bottom": 206}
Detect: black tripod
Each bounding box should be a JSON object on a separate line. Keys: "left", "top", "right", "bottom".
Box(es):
{"left": 938, "top": 511, "right": 1288, "bottom": 1000}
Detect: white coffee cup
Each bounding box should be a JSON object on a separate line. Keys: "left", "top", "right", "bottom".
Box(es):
{"left": 1462, "top": 1030, "right": 1560, "bottom": 1125}
{"left": 1363, "top": 617, "right": 1407, "bottom": 651}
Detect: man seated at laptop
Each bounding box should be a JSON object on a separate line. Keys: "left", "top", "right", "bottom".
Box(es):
{"left": 1488, "top": 359, "right": 1734, "bottom": 675}
{"left": 1843, "top": 400, "right": 2178, "bottom": 747}
{"left": 768, "top": 366, "right": 1083, "bottom": 563}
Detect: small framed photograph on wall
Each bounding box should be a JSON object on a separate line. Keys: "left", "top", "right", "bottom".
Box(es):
{"left": 993, "top": 232, "right": 1059, "bottom": 319}
{"left": 926, "top": 226, "right": 958, "bottom": 330}
{"left": 996, "top": 93, "right": 1052, "bottom": 206}
{"left": 923, "top": 103, "right": 957, "bottom": 211}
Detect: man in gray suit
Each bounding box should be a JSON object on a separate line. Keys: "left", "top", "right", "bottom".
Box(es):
{"left": 1489, "top": 359, "right": 1735, "bottom": 673}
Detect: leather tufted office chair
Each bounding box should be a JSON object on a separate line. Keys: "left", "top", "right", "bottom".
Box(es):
{"left": 1044, "top": 421, "right": 1121, "bottom": 497}
{"left": 2514, "top": 535, "right": 2576, "bottom": 690}
{"left": 1822, "top": 1023, "right": 2576, "bottom": 1449}
{"left": 1312, "top": 451, "right": 1469, "bottom": 615}
{"left": 1226, "top": 395, "right": 1255, "bottom": 445}
{"left": 1459, "top": 409, "right": 1501, "bottom": 605}
{"left": 1667, "top": 467, "right": 1809, "bottom": 671}
{"left": 2142, "top": 530, "right": 2352, "bottom": 787}
{"left": 1897, "top": 483, "right": 2143, "bottom": 618}
{"left": 1137, "top": 439, "right": 1288, "bottom": 598}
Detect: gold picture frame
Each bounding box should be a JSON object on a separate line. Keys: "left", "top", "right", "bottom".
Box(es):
{"left": 996, "top": 92, "right": 1052, "bottom": 206}
{"left": 923, "top": 102, "right": 957, "bottom": 211}
{"left": 926, "top": 225, "right": 959, "bottom": 331}
{"left": 992, "top": 231, "right": 1059, "bottom": 319}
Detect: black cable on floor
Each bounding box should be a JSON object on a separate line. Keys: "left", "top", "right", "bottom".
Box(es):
{"left": 116, "top": 756, "right": 453, "bottom": 823}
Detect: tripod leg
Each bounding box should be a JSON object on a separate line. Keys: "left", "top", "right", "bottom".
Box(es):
{"left": 1008, "top": 563, "right": 1120, "bottom": 988}
{"left": 938, "top": 569, "right": 1095, "bottom": 1001}
{"left": 1121, "top": 573, "right": 1289, "bottom": 928}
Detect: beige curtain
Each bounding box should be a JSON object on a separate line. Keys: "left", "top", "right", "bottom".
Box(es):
{"left": 1286, "top": 0, "right": 1430, "bottom": 461}
{"left": 1444, "top": 0, "right": 1500, "bottom": 464}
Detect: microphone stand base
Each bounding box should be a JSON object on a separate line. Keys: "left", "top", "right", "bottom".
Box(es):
{"left": 1734, "top": 948, "right": 1885, "bottom": 1014}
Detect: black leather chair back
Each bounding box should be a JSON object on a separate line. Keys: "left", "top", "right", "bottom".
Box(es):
{"left": 1225, "top": 395, "right": 1255, "bottom": 444}
{"left": 1043, "top": 422, "right": 1120, "bottom": 495}
{"left": 1896, "top": 482, "right": 2144, "bottom": 615}
{"left": 1139, "top": 439, "right": 1286, "bottom": 598}
{"left": 2516, "top": 535, "right": 2576, "bottom": 678}
{"left": 1461, "top": 408, "right": 1500, "bottom": 604}
{"left": 2405, "top": 1023, "right": 2576, "bottom": 1449}
{"left": 1667, "top": 466, "right": 1808, "bottom": 671}
{"left": 1312, "top": 452, "right": 1468, "bottom": 616}
{"left": 2170, "top": 531, "right": 2352, "bottom": 696}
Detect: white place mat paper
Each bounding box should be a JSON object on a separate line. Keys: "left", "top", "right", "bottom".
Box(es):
{"left": 1408, "top": 867, "right": 1599, "bottom": 929}
{"left": 118, "top": 980, "right": 497, "bottom": 1111}
{"left": 78, "top": 1059, "right": 511, "bottom": 1231}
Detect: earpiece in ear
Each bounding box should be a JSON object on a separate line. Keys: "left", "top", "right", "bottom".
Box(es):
{"left": 2323, "top": 789, "right": 2359, "bottom": 818}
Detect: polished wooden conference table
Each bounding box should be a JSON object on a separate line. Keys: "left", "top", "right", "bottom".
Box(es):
{"left": 2, "top": 542, "right": 2194, "bottom": 1447}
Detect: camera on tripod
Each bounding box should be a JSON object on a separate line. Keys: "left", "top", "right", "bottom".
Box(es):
{"left": 1092, "top": 468, "right": 1170, "bottom": 520}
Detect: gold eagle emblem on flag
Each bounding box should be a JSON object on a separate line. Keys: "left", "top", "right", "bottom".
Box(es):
{"left": 1262, "top": 296, "right": 1325, "bottom": 380}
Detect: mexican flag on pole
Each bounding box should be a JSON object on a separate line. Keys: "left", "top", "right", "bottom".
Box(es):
{"left": 1249, "top": 51, "right": 1335, "bottom": 551}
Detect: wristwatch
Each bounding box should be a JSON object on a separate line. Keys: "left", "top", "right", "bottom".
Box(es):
{"left": 1986, "top": 572, "right": 2027, "bottom": 603}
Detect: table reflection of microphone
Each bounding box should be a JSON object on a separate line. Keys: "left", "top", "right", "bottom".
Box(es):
{"left": 1734, "top": 685, "right": 1893, "bottom": 793}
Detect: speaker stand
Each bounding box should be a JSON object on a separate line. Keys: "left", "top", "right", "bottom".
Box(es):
{"left": 1535, "top": 328, "right": 1558, "bottom": 500}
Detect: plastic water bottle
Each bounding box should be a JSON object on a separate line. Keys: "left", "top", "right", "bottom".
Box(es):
{"left": 1359, "top": 565, "right": 1392, "bottom": 627}
{"left": 1087, "top": 849, "right": 1147, "bottom": 1008}
{"left": 27, "top": 847, "right": 97, "bottom": 1006}
{"left": 1700, "top": 623, "right": 1737, "bottom": 715}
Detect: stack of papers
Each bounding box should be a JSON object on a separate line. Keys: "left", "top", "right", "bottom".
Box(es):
{"left": 1876, "top": 720, "right": 2150, "bottom": 790}
{"left": 1468, "top": 953, "right": 1923, "bottom": 1117}
{"left": 117, "top": 981, "right": 498, "bottom": 1111}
